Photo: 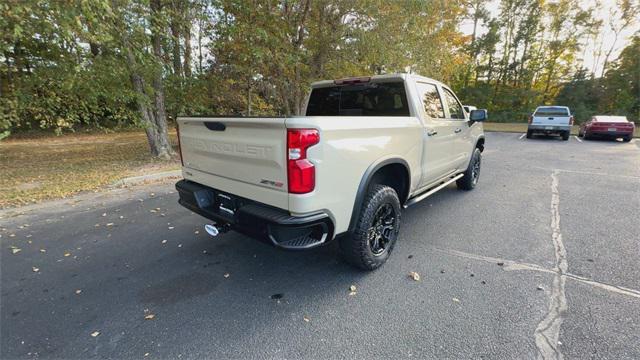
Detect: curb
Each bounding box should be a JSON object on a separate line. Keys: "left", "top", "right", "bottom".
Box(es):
{"left": 111, "top": 170, "right": 182, "bottom": 187}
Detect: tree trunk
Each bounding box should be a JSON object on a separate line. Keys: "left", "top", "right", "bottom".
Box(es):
{"left": 170, "top": 11, "right": 182, "bottom": 77}
{"left": 150, "top": 0, "right": 174, "bottom": 159}
{"left": 183, "top": 18, "right": 192, "bottom": 78}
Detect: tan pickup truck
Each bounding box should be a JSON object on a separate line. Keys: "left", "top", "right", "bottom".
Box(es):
{"left": 175, "top": 73, "right": 487, "bottom": 270}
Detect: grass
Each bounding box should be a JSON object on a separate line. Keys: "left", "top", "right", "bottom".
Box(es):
{"left": 0, "top": 131, "right": 180, "bottom": 208}
{"left": 483, "top": 122, "right": 640, "bottom": 137}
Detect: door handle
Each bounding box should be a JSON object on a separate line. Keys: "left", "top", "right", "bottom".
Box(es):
{"left": 427, "top": 130, "right": 438, "bottom": 136}
{"left": 454, "top": 128, "right": 462, "bottom": 133}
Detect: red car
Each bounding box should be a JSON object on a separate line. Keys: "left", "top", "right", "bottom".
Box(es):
{"left": 579, "top": 116, "right": 635, "bottom": 142}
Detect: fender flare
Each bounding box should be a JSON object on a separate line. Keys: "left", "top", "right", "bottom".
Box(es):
{"left": 475, "top": 135, "right": 485, "bottom": 152}
{"left": 346, "top": 158, "right": 411, "bottom": 234}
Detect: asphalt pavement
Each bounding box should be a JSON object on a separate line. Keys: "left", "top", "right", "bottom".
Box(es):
{"left": 2, "top": 132, "right": 639, "bottom": 359}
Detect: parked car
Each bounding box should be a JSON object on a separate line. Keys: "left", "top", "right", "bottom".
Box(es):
{"left": 174, "top": 73, "right": 487, "bottom": 270}
{"left": 578, "top": 115, "right": 635, "bottom": 142}
{"left": 526, "top": 106, "right": 574, "bottom": 140}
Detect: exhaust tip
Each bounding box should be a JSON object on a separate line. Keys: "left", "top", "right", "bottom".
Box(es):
{"left": 204, "top": 224, "right": 219, "bottom": 237}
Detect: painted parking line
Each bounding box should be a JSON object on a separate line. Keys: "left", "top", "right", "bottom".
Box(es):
{"left": 519, "top": 133, "right": 526, "bottom": 140}
{"left": 574, "top": 136, "right": 582, "bottom": 143}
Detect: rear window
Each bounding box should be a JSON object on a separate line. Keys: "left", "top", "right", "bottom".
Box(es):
{"left": 534, "top": 107, "right": 569, "bottom": 116}
{"left": 306, "top": 82, "right": 410, "bottom": 116}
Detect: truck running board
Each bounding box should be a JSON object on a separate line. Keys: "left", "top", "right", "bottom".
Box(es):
{"left": 403, "top": 173, "right": 464, "bottom": 208}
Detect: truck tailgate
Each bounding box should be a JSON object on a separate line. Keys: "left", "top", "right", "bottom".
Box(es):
{"left": 532, "top": 115, "right": 571, "bottom": 126}
{"left": 177, "top": 117, "right": 288, "bottom": 209}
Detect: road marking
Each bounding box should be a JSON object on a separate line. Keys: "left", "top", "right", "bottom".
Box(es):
{"left": 432, "top": 247, "right": 640, "bottom": 299}
{"left": 574, "top": 136, "right": 582, "bottom": 143}
{"left": 530, "top": 166, "right": 640, "bottom": 180}
{"left": 534, "top": 170, "right": 568, "bottom": 360}
{"left": 519, "top": 133, "right": 526, "bottom": 140}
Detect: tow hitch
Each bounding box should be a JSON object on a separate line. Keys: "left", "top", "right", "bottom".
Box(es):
{"left": 204, "top": 223, "right": 230, "bottom": 237}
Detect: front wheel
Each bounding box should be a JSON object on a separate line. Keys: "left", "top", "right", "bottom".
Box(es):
{"left": 340, "top": 185, "right": 401, "bottom": 270}
{"left": 526, "top": 130, "right": 533, "bottom": 139}
{"left": 457, "top": 148, "right": 481, "bottom": 191}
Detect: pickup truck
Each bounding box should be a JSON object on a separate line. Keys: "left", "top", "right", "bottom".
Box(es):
{"left": 175, "top": 73, "right": 487, "bottom": 270}
{"left": 526, "top": 106, "right": 574, "bottom": 140}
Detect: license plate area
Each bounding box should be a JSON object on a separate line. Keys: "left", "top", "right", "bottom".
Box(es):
{"left": 217, "top": 193, "right": 237, "bottom": 217}
{"left": 545, "top": 126, "right": 554, "bottom": 130}
{"left": 608, "top": 128, "right": 617, "bottom": 132}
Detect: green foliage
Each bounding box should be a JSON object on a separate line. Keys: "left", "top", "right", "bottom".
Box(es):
{"left": 0, "top": 0, "right": 637, "bottom": 140}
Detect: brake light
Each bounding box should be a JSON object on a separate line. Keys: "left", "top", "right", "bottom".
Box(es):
{"left": 333, "top": 76, "right": 371, "bottom": 85}
{"left": 528, "top": 115, "right": 533, "bottom": 124}
{"left": 569, "top": 116, "right": 574, "bottom": 125}
{"left": 176, "top": 123, "right": 184, "bottom": 166}
{"left": 287, "top": 129, "right": 319, "bottom": 194}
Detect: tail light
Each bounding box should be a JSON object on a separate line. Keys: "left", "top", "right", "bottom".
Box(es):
{"left": 528, "top": 115, "right": 533, "bottom": 124}
{"left": 176, "top": 123, "right": 184, "bottom": 166}
{"left": 287, "top": 129, "right": 319, "bottom": 194}
{"left": 569, "top": 116, "right": 574, "bottom": 125}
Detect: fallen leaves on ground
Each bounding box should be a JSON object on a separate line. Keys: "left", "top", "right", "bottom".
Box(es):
{"left": 349, "top": 285, "right": 357, "bottom": 296}
{"left": 408, "top": 271, "right": 420, "bottom": 281}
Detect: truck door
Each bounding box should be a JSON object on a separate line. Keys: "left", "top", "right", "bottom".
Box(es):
{"left": 414, "top": 81, "right": 458, "bottom": 188}
{"left": 441, "top": 86, "right": 471, "bottom": 170}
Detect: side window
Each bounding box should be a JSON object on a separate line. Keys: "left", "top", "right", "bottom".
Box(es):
{"left": 443, "top": 88, "right": 465, "bottom": 120}
{"left": 416, "top": 82, "right": 445, "bottom": 119}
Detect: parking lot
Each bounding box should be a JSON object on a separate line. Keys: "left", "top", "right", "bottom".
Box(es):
{"left": 1, "top": 132, "right": 639, "bottom": 359}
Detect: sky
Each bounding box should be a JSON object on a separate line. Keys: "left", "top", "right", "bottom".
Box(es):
{"left": 458, "top": 0, "right": 639, "bottom": 77}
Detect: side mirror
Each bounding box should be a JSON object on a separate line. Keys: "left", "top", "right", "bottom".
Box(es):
{"left": 470, "top": 109, "right": 488, "bottom": 122}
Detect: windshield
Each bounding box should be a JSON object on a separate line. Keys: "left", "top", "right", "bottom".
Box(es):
{"left": 306, "top": 81, "right": 410, "bottom": 116}
{"left": 534, "top": 107, "right": 569, "bottom": 116}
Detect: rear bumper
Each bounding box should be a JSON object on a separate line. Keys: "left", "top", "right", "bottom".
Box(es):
{"left": 586, "top": 130, "right": 633, "bottom": 137}
{"left": 175, "top": 180, "right": 334, "bottom": 250}
{"left": 528, "top": 124, "right": 571, "bottom": 133}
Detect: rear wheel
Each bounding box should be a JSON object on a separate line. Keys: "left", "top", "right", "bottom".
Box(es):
{"left": 340, "top": 185, "right": 401, "bottom": 270}
{"left": 623, "top": 136, "right": 632, "bottom": 142}
{"left": 562, "top": 131, "right": 570, "bottom": 141}
{"left": 457, "top": 148, "right": 481, "bottom": 191}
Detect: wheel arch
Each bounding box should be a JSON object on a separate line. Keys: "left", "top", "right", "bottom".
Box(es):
{"left": 346, "top": 158, "right": 411, "bottom": 234}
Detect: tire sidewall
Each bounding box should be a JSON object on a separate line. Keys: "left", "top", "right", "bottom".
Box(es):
{"left": 349, "top": 186, "right": 401, "bottom": 269}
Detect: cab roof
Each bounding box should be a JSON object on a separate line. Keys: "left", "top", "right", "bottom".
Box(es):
{"left": 310, "top": 73, "right": 446, "bottom": 88}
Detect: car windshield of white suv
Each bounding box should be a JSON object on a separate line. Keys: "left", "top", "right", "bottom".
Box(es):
{"left": 306, "top": 82, "right": 410, "bottom": 116}
{"left": 534, "top": 107, "right": 569, "bottom": 116}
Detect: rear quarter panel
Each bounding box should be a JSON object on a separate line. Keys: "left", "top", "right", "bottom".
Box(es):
{"left": 286, "top": 116, "right": 423, "bottom": 234}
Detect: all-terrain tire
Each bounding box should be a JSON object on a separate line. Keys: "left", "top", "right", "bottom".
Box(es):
{"left": 456, "top": 148, "right": 482, "bottom": 191}
{"left": 339, "top": 185, "right": 401, "bottom": 271}
{"left": 562, "top": 131, "right": 570, "bottom": 141}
